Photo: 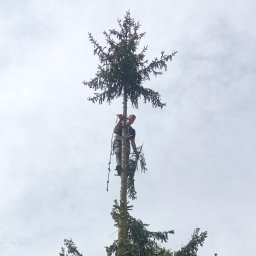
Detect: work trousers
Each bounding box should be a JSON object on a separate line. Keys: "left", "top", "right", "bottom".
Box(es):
{"left": 113, "top": 139, "right": 130, "bottom": 167}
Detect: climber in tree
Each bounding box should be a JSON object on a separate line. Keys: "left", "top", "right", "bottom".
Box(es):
{"left": 113, "top": 114, "right": 139, "bottom": 175}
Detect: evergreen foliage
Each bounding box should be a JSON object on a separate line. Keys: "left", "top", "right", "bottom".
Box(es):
{"left": 174, "top": 229, "right": 207, "bottom": 256}
{"left": 59, "top": 239, "right": 83, "bottom": 256}
{"left": 83, "top": 11, "right": 177, "bottom": 108}
{"left": 106, "top": 201, "right": 207, "bottom": 256}
{"left": 127, "top": 147, "right": 147, "bottom": 200}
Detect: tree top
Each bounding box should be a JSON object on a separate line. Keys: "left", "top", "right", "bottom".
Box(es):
{"left": 83, "top": 11, "right": 177, "bottom": 108}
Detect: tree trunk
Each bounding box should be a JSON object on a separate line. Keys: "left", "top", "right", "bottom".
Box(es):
{"left": 117, "top": 90, "right": 128, "bottom": 256}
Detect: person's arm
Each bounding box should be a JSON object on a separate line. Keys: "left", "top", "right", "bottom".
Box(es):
{"left": 113, "top": 114, "right": 125, "bottom": 133}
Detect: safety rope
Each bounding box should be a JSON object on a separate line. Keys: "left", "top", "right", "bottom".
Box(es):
{"left": 106, "top": 132, "right": 114, "bottom": 192}
{"left": 106, "top": 116, "right": 119, "bottom": 192}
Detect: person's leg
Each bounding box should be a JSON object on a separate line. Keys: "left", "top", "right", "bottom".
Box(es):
{"left": 126, "top": 145, "right": 130, "bottom": 171}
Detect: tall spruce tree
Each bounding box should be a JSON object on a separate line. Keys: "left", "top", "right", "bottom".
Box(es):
{"left": 83, "top": 11, "right": 177, "bottom": 255}
{"left": 58, "top": 11, "right": 208, "bottom": 256}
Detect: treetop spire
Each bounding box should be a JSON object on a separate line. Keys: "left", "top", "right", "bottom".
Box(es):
{"left": 83, "top": 11, "right": 177, "bottom": 108}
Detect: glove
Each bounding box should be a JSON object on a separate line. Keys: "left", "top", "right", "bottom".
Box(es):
{"left": 117, "top": 114, "right": 126, "bottom": 120}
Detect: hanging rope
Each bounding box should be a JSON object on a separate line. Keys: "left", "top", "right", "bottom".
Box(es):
{"left": 106, "top": 116, "right": 119, "bottom": 192}
{"left": 106, "top": 132, "right": 114, "bottom": 191}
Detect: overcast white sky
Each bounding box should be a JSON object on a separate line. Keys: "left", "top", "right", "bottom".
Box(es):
{"left": 1, "top": 0, "right": 256, "bottom": 255}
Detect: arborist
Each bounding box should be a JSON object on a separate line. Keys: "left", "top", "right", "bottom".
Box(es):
{"left": 113, "top": 114, "right": 139, "bottom": 176}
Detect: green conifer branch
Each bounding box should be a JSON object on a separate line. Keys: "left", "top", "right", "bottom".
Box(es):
{"left": 106, "top": 200, "right": 175, "bottom": 256}
{"left": 59, "top": 239, "right": 83, "bottom": 256}
{"left": 174, "top": 229, "right": 208, "bottom": 256}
